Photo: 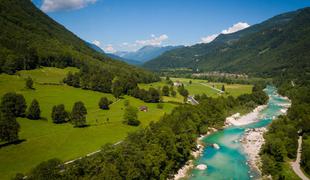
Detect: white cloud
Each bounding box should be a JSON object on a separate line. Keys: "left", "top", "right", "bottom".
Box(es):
{"left": 41, "top": 0, "right": 97, "bottom": 12}
{"left": 104, "top": 44, "right": 116, "bottom": 53}
{"left": 221, "top": 22, "right": 250, "bottom": 34}
{"left": 92, "top": 40, "right": 101, "bottom": 47}
{"left": 200, "top": 22, "right": 250, "bottom": 44}
{"left": 135, "top": 34, "right": 169, "bottom": 46}
{"left": 201, "top": 34, "right": 219, "bottom": 44}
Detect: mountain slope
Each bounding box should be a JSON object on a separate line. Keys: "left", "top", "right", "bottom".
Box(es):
{"left": 85, "top": 42, "right": 142, "bottom": 65}
{"left": 0, "top": 0, "right": 156, "bottom": 83}
{"left": 144, "top": 8, "right": 310, "bottom": 78}
{"left": 116, "top": 45, "right": 183, "bottom": 63}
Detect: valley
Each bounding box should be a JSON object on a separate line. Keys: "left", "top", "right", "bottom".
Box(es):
{"left": 0, "top": 1, "right": 309, "bottom": 180}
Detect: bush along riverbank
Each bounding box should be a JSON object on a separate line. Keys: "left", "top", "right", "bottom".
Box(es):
{"left": 14, "top": 85, "right": 268, "bottom": 180}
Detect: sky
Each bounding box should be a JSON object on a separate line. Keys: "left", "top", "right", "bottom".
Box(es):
{"left": 32, "top": 0, "right": 310, "bottom": 53}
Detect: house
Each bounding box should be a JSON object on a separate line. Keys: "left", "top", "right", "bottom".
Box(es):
{"left": 139, "top": 106, "right": 148, "bottom": 112}
{"left": 173, "top": 80, "right": 183, "bottom": 87}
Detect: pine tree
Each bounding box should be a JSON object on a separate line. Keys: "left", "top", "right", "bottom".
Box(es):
{"left": 27, "top": 99, "right": 41, "bottom": 120}
{"left": 0, "top": 111, "right": 20, "bottom": 143}
{"left": 71, "top": 101, "right": 87, "bottom": 127}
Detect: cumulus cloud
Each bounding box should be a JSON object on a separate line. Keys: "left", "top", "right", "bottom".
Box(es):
{"left": 104, "top": 44, "right": 116, "bottom": 53}
{"left": 91, "top": 40, "right": 115, "bottom": 53}
{"left": 200, "top": 22, "right": 250, "bottom": 44}
{"left": 41, "top": 0, "right": 97, "bottom": 12}
{"left": 135, "top": 34, "right": 169, "bottom": 46}
{"left": 221, "top": 22, "right": 250, "bottom": 34}
{"left": 201, "top": 34, "right": 219, "bottom": 44}
{"left": 92, "top": 40, "right": 101, "bottom": 47}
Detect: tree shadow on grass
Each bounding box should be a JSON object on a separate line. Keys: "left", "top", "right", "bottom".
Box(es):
{"left": 74, "top": 124, "right": 90, "bottom": 128}
{"left": 0, "top": 139, "right": 26, "bottom": 149}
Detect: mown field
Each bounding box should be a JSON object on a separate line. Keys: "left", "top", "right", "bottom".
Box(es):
{"left": 0, "top": 67, "right": 177, "bottom": 180}
{"left": 139, "top": 77, "right": 253, "bottom": 102}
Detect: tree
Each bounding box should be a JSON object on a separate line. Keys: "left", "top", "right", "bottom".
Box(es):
{"left": 99, "top": 97, "right": 110, "bottom": 110}
{"left": 123, "top": 106, "right": 140, "bottom": 126}
{"left": 0, "top": 92, "right": 27, "bottom": 117}
{"left": 29, "top": 158, "right": 62, "bottom": 180}
{"left": 171, "top": 90, "right": 177, "bottom": 97}
{"left": 178, "top": 86, "right": 189, "bottom": 102}
{"left": 111, "top": 78, "right": 123, "bottom": 99}
{"left": 189, "top": 80, "right": 192, "bottom": 85}
{"left": 51, "top": 104, "right": 67, "bottom": 124}
{"left": 71, "top": 101, "right": 87, "bottom": 127}
{"left": 148, "top": 88, "right": 160, "bottom": 103}
{"left": 0, "top": 111, "right": 20, "bottom": 143}
{"left": 27, "top": 99, "right": 40, "bottom": 120}
{"left": 25, "top": 77, "right": 34, "bottom": 89}
{"left": 221, "top": 85, "right": 225, "bottom": 92}
{"left": 162, "top": 86, "right": 170, "bottom": 96}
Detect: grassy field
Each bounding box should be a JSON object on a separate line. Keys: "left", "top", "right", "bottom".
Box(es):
{"left": 139, "top": 77, "right": 253, "bottom": 102}
{"left": 0, "top": 67, "right": 177, "bottom": 179}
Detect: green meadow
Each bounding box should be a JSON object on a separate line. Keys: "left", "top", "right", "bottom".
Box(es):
{"left": 0, "top": 67, "right": 177, "bottom": 179}
{"left": 139, "top": 77, "right": 253, "bottom": 102}
{"left": 0, "top": 68, "right": 253, "bottom": 179}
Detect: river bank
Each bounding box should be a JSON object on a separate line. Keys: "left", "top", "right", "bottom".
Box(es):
{"left": 225, "top": 105, "right": 267, "bottom": 126}
{"left": 242, "top": 127, "right": 267, "bottom": 174}
{"left": 172, "top": 128, "right": 218, "bottom": 180}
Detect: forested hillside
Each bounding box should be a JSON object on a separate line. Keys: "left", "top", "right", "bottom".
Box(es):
{"left": 0, "top": 0, "right": 157, "bottom": 84}
{"left": 144, "top": 8, "right": 310, "bottom": 78}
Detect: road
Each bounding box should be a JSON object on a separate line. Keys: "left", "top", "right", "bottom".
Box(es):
{"left": 64, "top": 141, "right": 122, "bottom": 165}
{"left": 290, "top": 136, "right": 310, "bottom": 180}
{"left": 200, "top": 83, "right": 224, "bottom": 94}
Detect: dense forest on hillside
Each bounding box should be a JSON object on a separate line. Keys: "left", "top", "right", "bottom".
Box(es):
{"left": 144, "top": 8, "right": 310, "bottom": 78}
{"left": 0, "top": 0, "right": 158, "bottom": 85}
{"left": 14, "top": 85, "right": 268, "bottom": 179}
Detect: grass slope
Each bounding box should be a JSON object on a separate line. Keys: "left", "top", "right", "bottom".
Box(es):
{"left": 0, "top": 67, "right": 176, "bottom": 180}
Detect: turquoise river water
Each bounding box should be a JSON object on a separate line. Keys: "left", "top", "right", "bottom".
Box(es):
{"left": 189, "top": 86, "right": 290, "bottom": 180}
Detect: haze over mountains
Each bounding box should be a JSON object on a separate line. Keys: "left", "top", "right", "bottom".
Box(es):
{"left": 144, "top": 7, "right": 310, "bottom": 78}
{"left": 115, "top": 45, "right": 183, "bottom": 63}
{"left": 86, "top": 42, "right": 183, "bottom": 65}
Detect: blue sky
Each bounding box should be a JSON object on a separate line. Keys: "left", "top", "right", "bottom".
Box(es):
{"left": 32, "top": 0, "right": 310, "bottom": 52}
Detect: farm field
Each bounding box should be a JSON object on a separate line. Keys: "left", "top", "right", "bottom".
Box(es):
{"left": 139, "top": 77, "right": 253, "bottom": 102}
{"left": 0, "top": 67, "right": 177, "bottom": 179}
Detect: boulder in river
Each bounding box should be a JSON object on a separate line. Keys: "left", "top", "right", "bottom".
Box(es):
{"left": 196, "top": 164, "right": 207, "bottom": 170}
{"left": 213, "top": 143, "right": 220, "bottom": 149}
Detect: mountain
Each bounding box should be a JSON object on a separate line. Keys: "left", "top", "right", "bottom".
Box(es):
{"left": 144, "top": 8, "right": 310, "bottom": 78}
{"left": 85, "top": 42, "right": 142, "bottom": 65}
{"left": 0, "top": 0, "right": 156, "bottom": 82}
{"left": 85, "top": 42, "right": 105, "bottom": 54}
{"left": 115, "top": 45, "right": 183, "bottom": 63}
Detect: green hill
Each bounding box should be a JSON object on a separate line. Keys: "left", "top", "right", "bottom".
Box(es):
{"left": 144, "top": 8, "right": 310, "bottom": 78}
{"left": 0, "top": 0, "right": 156, "bottom": 82}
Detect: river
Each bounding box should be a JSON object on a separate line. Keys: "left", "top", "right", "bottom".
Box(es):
{"left": 189, "top": 86, "right": 291, "bottom": 180}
